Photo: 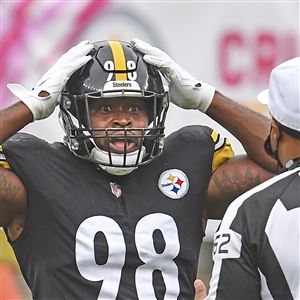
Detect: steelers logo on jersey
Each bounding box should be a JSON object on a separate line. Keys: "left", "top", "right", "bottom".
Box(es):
{"left": 158, "top": 169, "right": 189, "bottom": 199}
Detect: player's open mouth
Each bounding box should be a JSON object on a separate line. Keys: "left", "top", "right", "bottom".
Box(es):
{"left": 109, "top": 138, "right": 138, "bottom": 153}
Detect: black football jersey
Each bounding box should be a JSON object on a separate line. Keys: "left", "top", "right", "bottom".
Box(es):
{"left": 2, "top": 125, "right": 233, "bottom": 300}
{"left": 207, "top": 163, "right": 300, "bottom": 300}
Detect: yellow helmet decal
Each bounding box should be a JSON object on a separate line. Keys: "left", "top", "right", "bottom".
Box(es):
{"left": 108, "top": 41, "right": 127, "bottom": 81}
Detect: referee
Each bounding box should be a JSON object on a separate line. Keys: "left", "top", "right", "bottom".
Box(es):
{"left": 202, "top": 57, "right": 300, "bottom": 300}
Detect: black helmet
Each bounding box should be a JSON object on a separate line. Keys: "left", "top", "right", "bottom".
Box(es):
{"left": 60, "top": 40, "right": 169, "bottom": 175}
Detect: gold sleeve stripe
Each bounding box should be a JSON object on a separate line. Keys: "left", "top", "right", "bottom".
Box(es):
{"left": 215, "top": 135, "right": 225, "bottom": 151}
{"left": 108, "top": 41, "right": 127, "bottom": 81}
{"left": 210, "top": 131, "right": 235, "bottom": 172}
{"left": 0, "top": 161, "right": 11, "bottom": 170}
{"left": 0, "top": 229, "right": 20, "bottom": 269}
{"left": 212, "top": 138, "right": 235, "bottom": 172}
{"left": 211, "top": 130, "right": 219, "bottom": 143}
{"left": 0, "top": 146, "right": 11, "bottom": 169}
{"left": 211, "top": 130, "right": 227, "bottom": 150}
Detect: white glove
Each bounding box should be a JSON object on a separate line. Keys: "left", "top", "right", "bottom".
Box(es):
{"left": 7, "top": 40, "right": 93, "bottom": 121}
{"left": 131, "top": 39, "right": 215, "bottom": 112}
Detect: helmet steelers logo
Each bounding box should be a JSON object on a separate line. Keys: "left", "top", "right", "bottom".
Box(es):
{"left": 158, "top": 169, "right": 189, "bottom": 199}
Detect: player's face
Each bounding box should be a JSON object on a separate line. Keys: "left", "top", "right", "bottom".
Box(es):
{"left": 89, "top": 98, "right": 149, "bottom": 154}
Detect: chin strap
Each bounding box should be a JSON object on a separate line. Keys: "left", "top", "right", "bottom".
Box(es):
{"left": 90, "top": 146, "right": 146, "bottom": 176}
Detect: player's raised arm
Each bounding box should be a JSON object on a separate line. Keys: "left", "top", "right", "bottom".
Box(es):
{"left": 0, "top": 102, "right": 29, "bottom": 227}
{"left": 131, "top": 39, "right": 277, "bottom": 172}
{"left": 206, "top": 155, "right": 273, "bottom": 219}
{"left": 207, "top": 92, "right": 277, "bottom": 172}
{"left": 1, "top": 40, "right": 93, "bottom": 144}
{"left": 0, "top": 41, "right": 93, "bottom": 228}
{"left": 0, "top": 102, "right": 33, "bottom": 145}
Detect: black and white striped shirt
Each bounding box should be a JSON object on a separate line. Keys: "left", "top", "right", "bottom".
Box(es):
{"left": 206, "top": 163, "right": 300, "bottom": 300}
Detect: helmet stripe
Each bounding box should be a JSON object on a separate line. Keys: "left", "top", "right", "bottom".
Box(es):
{"left": 108, "top": 41, "right": 127, "bottom": 81}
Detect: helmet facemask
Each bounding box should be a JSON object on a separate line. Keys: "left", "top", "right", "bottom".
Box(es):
{"left": 59, "top": 40, "right": 169, "bottom": 175}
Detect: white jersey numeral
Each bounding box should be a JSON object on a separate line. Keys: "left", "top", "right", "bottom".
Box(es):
{"left": 75, "top": 216, "right": 126, "bottom": 299}
{"left": 135, "top": 213, "right": 180, "bottom": 299}
{"left": 75, "top": 213, "right": 180, "bottom": 299}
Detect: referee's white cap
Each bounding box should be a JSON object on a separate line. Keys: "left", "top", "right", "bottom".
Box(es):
{"left": 257, "top": 57, "right": 300, "bottom": 132}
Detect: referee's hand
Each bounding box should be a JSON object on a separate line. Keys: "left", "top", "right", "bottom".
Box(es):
{"left": 194, "top": 279, "right": 207, "bottom": 300}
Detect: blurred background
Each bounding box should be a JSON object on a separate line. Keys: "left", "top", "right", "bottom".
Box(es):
{"left": 1, "top": 0, "right": 299, "bottom": 298}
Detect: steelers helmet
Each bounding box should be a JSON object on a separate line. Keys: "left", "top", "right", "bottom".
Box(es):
{"left": 59, "top": 40, "right": 169, "bottom": 175}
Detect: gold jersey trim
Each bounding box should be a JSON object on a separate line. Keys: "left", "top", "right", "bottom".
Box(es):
{"left": 0, "top": 229, "right": 19, "bottom": 269}
{"left": 0, "top": 145, "right": 11, "bottom": 169}
{"left": 211, "top": 130, "right": 235, "bottom": 172}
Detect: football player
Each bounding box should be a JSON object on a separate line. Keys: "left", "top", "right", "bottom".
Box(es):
{"left": 1, "top": 40, "right": 273, "bottom": 299}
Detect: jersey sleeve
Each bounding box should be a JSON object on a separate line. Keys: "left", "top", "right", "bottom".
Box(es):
{"left": 0, "top": 145, "right": 11, "bottom": 170}
{"left": 210, "top": 130, "right": 235, "bottom": 172}
{"left": 0, "top": 146, "right": 21, "bottom": 270}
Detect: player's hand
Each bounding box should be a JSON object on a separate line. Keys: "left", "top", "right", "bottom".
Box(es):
{"left": 7, "top": 40, "right": 93, "bottom": 121}
{"left": 131, "top": 38, "right": 215, "bottom": 112}
{"left": 194, "top": 279, "right": 207, "bottom": 300}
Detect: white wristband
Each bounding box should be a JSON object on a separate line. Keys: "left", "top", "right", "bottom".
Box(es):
{"left": 195, "top": 82, "right": 216, "bottom": 112}
{"left": 7, "top": 83, "right": 54, "bottom": 121}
